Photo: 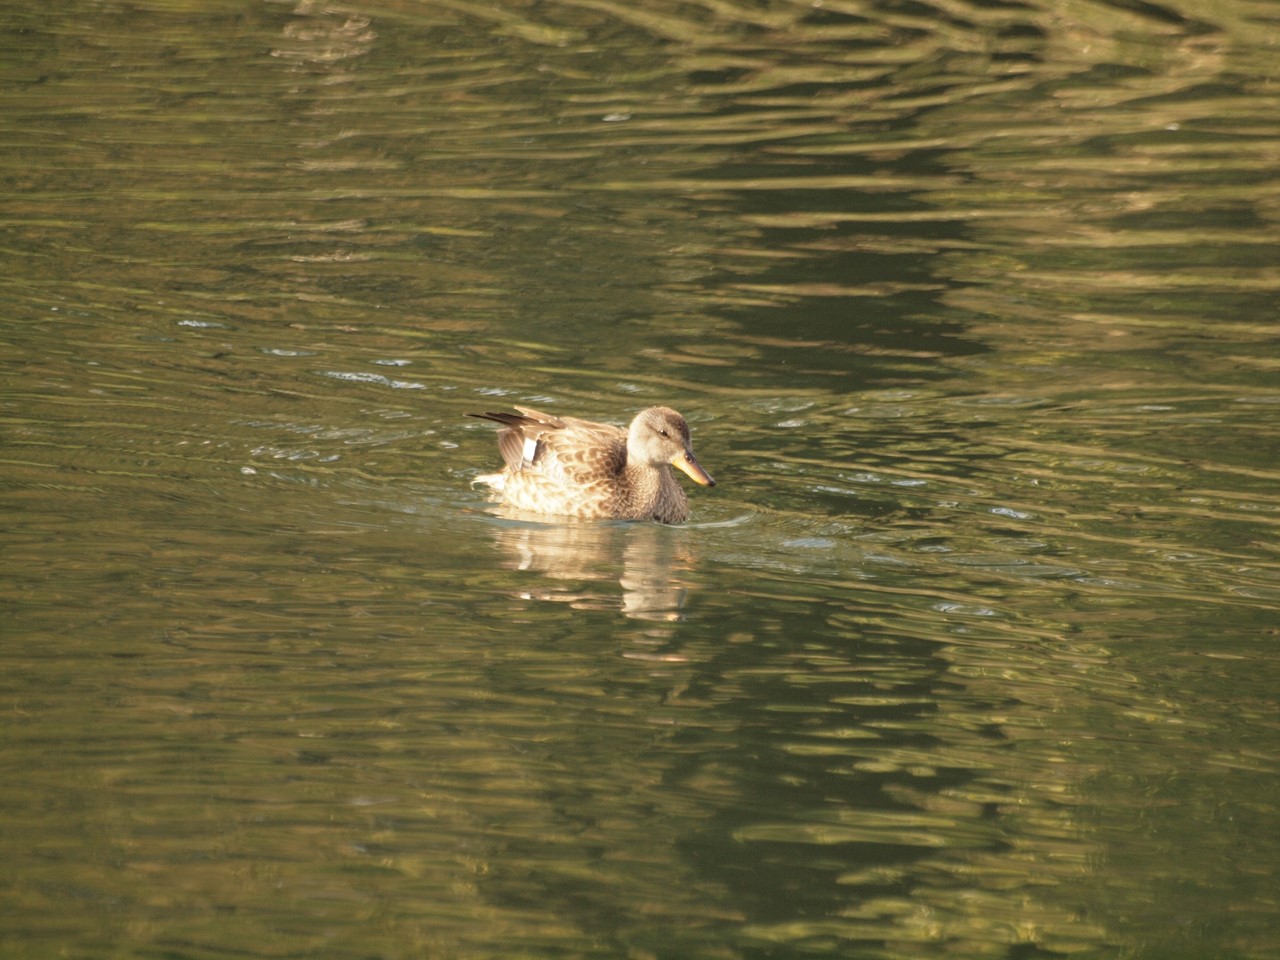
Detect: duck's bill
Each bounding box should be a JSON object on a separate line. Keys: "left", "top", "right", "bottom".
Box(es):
{"left": 674, "top": 452, "right": 716, "bottom": 487}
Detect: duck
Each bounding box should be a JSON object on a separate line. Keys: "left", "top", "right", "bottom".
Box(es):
{"left": 467, "top": 405, "right": 716, "bottom": 524}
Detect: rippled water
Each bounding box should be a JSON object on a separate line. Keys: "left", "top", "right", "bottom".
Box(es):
{"left": 2, "top": 0, "right": 1278, "bottom": 958}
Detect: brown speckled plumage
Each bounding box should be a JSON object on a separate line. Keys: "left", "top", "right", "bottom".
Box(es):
{"left": 467, "top": 405, "right": 716, "bottom": 524}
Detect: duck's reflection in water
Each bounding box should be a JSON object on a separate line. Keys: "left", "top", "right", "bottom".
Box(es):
{"left": 486, "top": 515, "right": 698, "bottom": 622}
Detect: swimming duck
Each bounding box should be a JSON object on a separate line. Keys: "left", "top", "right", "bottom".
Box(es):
{"left": 467, "top": 405, "right": 715, "bottom": 523}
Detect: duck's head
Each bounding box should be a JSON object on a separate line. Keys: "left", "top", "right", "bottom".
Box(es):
{"left": 628, "top": 407, "right": 716, "bottom": 487}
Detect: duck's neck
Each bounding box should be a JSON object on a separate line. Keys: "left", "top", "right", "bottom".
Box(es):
{"left": 622, "top": 460, "right": 687, "bottom": 521}
{"left": 623, "top": 457, "right": 664, "bottom": 492}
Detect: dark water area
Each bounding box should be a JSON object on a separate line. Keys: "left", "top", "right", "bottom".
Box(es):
{"left": 2, "top": 1, "right": 1278, "bottom": 958}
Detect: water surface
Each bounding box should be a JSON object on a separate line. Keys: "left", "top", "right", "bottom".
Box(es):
{"left": 2, "top": 1, "right": 1278, "bottom": 958}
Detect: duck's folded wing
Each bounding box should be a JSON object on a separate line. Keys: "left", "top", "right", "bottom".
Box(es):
{"left": 541, "top": 421, "right": 628, "bottom": 483}
{"left": 468, "top": 410, "right": 544, "bottom": 471}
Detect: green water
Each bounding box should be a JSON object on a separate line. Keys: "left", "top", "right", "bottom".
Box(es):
{"left": 2, "top": 1, "right": 1278, "bottom": 958}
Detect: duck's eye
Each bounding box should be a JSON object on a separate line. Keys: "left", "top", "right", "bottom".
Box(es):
{"left": 658, "top": 428, "right": 669, "bottom": 438}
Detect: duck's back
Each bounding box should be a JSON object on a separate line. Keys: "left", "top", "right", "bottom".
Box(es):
{"left": 535, "top": 414, "right": 628, "bottom": 485}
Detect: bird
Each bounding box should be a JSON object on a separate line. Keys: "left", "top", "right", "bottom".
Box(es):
{"left": 467, "top": 405, "right": 715, "bottom": 523}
